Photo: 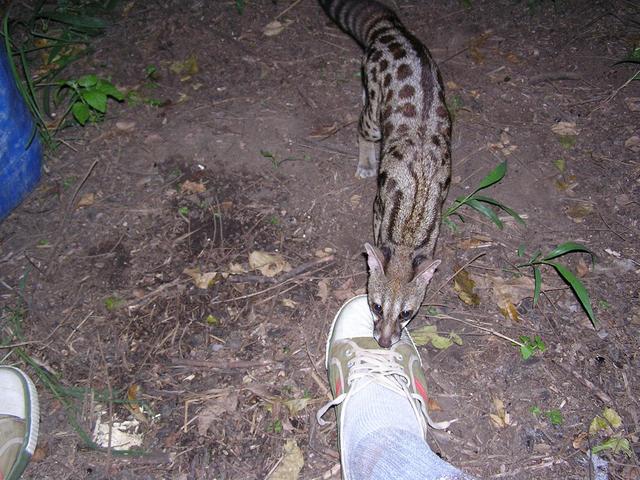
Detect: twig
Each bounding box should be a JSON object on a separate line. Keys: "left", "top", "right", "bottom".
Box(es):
{"left": 169, "top": 358, "right": 276, "bottom": 370}
{"left": 429, "top": 313, "right": 523, "bottom": 347}
{"left": 275, "top": 0, "right": 304, "bottom": 20}
{"left": 228, "top": 255, "right": 335, "bottom": 285}
{"left": 47, "top": 159, "right": 100, "bottom": 277}
{"left": 529, "top": 71, "right": 581, "bottom": 84}
{"left": 551, "top": 358, "right": 612, "bottom": 404}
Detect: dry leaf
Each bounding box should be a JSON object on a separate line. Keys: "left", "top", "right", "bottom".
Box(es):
{"left": 314, "top": 247, "right": 334, "bottom": 258}
{"left": 281, "top": 298, "right": 298, "bottom": 309}
{"left": 573, "top": 431, "right": 588, "bottom": 450}
{"left": 411, "top": 325, "right": 459, "bottom": 349}
{"left": 565, "top": 202, "right": 593, "bottom": 223}
{"left": 551, "top": 121, "right": 579, "bottom": 136}
{"left": 458, "top": 235, "right": 493, "bottom": 250}
{"left": 126, "top": 384, "right": 146, "bottom": 423}
{"left": 576, "top": 258, "right": 590, "bottom": 278}
{"left": 264, "top": 20, "right": 286, "bottom": 37}
{"left": 490, "top": 398, "right": 511, "bottom": 428}
{"left": 283, "top": 398, "right": 310, "bottom": 416}
{"left": 249, "top": 251, "right": 291, "bottom": 278}
{"left": 228, "top": 262, "right": 248, "bottom": 274}
{"left": 115, "top": 121, "right": 136, "bottom": 132}
{"left": 197, "top": 391, "right": 238, "bottom": 435}
{"left": 268, "top": 439, "right": 304, "bottom": 480}
{"left": 181, "top": 180, "right": 206, "bottom": 194}
{"left": 445, "top": 80, "right": 460, "bottom": 90}
{"left": 453, "top": 269, "right": 480, "bottom": 306}
{"left": 333, "top": 278, "right": 356, "bottom": 302}
{"left": 491, "top": 275, "right": 535, "bottom": 321}
{"left": 308, "top": 123, "right": 338, "bottom": 139}
{"left": 170, "top": 54, "right": 198, "bottom": 76}
{"left": 624, "top": 97, "right": 640, "bottom": 112}
{"left": 184, "top": 267, "right": 222, "bottom": 289}
{"left": 316, "top": 279, "right": 330, "bottom": 303}
{"left": 624, "top": 135, "right": 640, "bottom": 153}
{"left": 427, "top": 397, "right": 442, "bottom": 412}
{"left": 77, "top": 192, "right": 95, "bottom": 208}
{"left": 349, "top": 194, "right": 362, "bottom": 208}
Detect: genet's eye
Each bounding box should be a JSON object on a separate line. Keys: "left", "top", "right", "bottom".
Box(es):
{"left": 372, "top": 303, "right": 383, "bottom": 314}
{"left": 400, "top": 310, "right": 413, "bottom": 320}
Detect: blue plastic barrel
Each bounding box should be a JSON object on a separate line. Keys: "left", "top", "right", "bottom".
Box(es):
{"left": 0, "top": 44, "right": 42, "bottom": 222}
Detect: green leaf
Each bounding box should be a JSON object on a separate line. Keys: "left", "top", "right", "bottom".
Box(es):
{"left": 591, "top": 437, "right": 632, "bottom": 457}
{"left": 546, "top": 409, "right": 563, "bottom": 426}
{"left": 81, "top": 90, "right": 107, "bottom": 113}
{"left": 449, "top": 332, "right": 463, "bottom": 346}
{"left": 517, "top": 244, "right": 525, "bottom": 257}
{"left": 71, "top": 102, "right": 90, "bottom": 125}
{"left": 96, "top": 79, "right": 124, "bottom": 101}
{"left": 476, "top": 161, "right": 507, "bottom": 191}
{"left": 431, "top": 335, "right": 454, "bottom": 350}
{"left": 78, "top": 74, "right": 98, "bottom": 88}
{"left": 542, "top": 261, "right": 597, "bottom": 326}
{"left": 530, "top": 406, "right": 542, "bottom": 416}
{"left": 533, "top": 266, "right": 541, "bottom": 306}
{"left": 466, "top": 198, "right": 504, "bottom": 229}
{"left": 36, "top": 12, "right": 108, "bottom": 31}
{"left": 520, "top": 344, "right": 534, "bottom": 360}
{"left": 542, "top": 242, "right": 594, "bottom": 262}
{"left": 473, "top": 195, "right": 525, "bottom": 225}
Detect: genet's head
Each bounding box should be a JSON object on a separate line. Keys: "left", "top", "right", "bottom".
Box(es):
{"left": 365, "top": 243, "right": 440, "bottom": 348}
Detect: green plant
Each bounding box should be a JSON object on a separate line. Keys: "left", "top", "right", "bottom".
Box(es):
{"left": 445, "top": 161, "right": 525, "bottom": 230}
{"left": 104, "top": 295, "right": 122, "bottom": 311}
{"left": 2, "top": 1, "right": 120, "bottom": 145}
{"left": 517, "top": 242, "right": 596, "bottom": 326}
{"left": 519, "top": 335, "right": 545, "bottom": 360}
{"left": 58, "top": 74, "right": 124, "bottom": 125}
{"left": 530, "top": 406, "right": 563, "bottom": 426}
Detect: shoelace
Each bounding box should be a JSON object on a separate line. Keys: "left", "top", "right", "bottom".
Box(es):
{"left": 316, "top": 341, "right": 456, "bottom": 431}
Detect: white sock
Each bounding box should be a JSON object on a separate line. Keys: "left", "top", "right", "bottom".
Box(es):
{"left": 341, "top": 382, "right": 474, "bottom": 480}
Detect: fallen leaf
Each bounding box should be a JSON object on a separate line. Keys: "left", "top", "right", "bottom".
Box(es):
{"left": 427, "top": 397, "right": 442, "bottom": 412}
{"left": 573, "top": 431, "right": 588, "bottom": 450}
{"left": 411, "top": 325, "right": 459, "bottom": 349}
{"left": 576, "top": 258, "right": 590, "bottom": 278}
{"left": 268, "top": 439, "right": 304, "bottom": 480}
{"left": 603, "top": 407, "right": 623, "bottom": 429}
{"left": 249, "top": 251, "right": 291, "bottom": 277}
{"left": 170, "top": 54, "right": 198, "bottom": 76}
{"left": 281, "top": 298, "right": 298, "bottom": 309}
{"left": 349, "top": 194, "right": 362, "bottom": 208}
{"left": 453, "top": 269, "right": 480, "bottom": 306}
{"left": 184, "top": 267, "right": 222, "bottom": 289}
{"left": 264, "top": 20, "right": 287, "bottom": 37}
{"left": 197, "top": 391, "right": 238, "bottom": 435}
{"left": 592, "top": 437, "right": 632, "bottom": 457}
{"left": 181, "top": 180, "right": 206, "bottom": 194}
{"left": 624, "top": 135, "right": 640, "bottom": 153}
{"left": 490, "top": 398, "right": 511, "bottom": 428}
{"left": 551, "top": 121, "right": 579, "bottom": 136}
{"left": 126, "top": 384, "right": 146, "bottom": 423}
{"left": 458, "top": 235, "right": 493, "bottom": 250}
{"left": 565, "top": 202, "right": 593, "bottom": 223}
{"left": 115, "top": 121, "right": 136, "bottom": 132}
{"left": 553, "top": 158, "right": 566, "bottom": 173}
{"left": 490, "top": 275, "right": 535, "bottom": 321}
{"left": 283, "top": 397, "right": 310, "bottom": 416}
{"left": 589, "top": 415, "right": 610, "bottom": 435}
{"left": 228, "top": 262, "right": 248, "bottom": 274}
{"left": 308, "top": 123, "right": 338, "bottom": 139}
{"left": 624, "top": 97, "right": 640, "bottom": 112}
{"left": 77, "top": 192, "right": 95, "bottom": 208}
{"left": 316, "top": 279, "right": 330, "bottom": 302}
{"left": 445, "top": 80, "right": 460, "bottom": 90}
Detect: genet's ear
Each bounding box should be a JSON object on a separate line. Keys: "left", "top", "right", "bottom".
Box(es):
{"left": 412, "top": 259, "right": 441, "bottom": 286}
{"left": 364, "top": 243, "right": 386, "bottom": 275}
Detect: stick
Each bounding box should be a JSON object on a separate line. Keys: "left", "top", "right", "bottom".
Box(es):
{"left": 228, "top": 255, "right": 334, "bottom": 285}
{"left": 552, "top": 359, "right": 612, "bottom": 404}
{"left": 169, "top": 358, "right": 276, "bottom": 370}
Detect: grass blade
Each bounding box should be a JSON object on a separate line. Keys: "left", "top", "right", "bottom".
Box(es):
{"left": 543, "top": 261, "right": 597, "bottom": 326}
{"left": 473, "top": 194, "right": 526, "bottom": 225}
{"left": 466, "top": 198, "right": 503, "bottom": 229}
{"left": 533, "top": 266, "right": 541, "bottom": 306}
{"left": 476, "top": 161, "right": 507, "bottom": 191}
{"left": 542, "top": 242, "right": 594, "bottom": 262}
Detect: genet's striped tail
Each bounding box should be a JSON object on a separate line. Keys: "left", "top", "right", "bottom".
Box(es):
{"left": 318, "top": 0, "right": 398, "bottom": 47}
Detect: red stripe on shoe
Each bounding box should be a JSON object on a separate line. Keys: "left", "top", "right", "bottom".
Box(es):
{"left": 415, "top": 378, "right": 429, "bottom": 403}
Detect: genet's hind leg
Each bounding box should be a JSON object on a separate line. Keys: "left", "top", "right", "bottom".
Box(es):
{"left": 356, "top": 89, "right": 381, "bottom": 178}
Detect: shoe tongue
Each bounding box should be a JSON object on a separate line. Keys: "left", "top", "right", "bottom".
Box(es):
{"left": 350, "top": 337, "right": 382, "bottom": 349}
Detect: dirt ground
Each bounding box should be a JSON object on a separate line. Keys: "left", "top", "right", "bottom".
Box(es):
{"left": 1, "top": 0, "right": 639, "bottom": 479}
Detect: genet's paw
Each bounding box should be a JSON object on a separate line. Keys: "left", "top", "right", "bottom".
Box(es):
{"left": 356, "top": 165, "right": 376, "bottom": 178}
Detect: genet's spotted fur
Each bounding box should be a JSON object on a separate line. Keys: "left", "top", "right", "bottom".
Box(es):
{"left": 320, "top": 0, "right": 451, "bottom": 348}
